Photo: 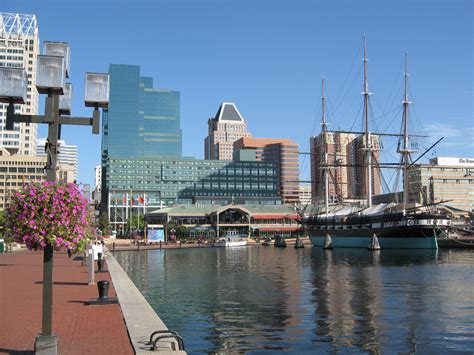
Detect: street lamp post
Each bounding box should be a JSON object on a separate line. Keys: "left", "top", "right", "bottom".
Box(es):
{"left": 0, "top": 41, "right": 109, "bottom": 355}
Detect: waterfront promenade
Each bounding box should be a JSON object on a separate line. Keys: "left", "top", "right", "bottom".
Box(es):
{"left": 0, "top": 250, "right": 133, "bottom": 354}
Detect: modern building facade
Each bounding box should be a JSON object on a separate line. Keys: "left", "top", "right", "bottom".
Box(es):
{"left": 234, "top": 137, "right": 300, "bottom": 203}
{"left": 0, "top": 13, "right": 39, "bottom": 156}
{"left": 204, "top": 102, "right": 251, "bottom": 160}
{"left": 310, "top": 132, "right": 381, "bottom": 203}
{"left": 101, "top": 64, "right": 182, "bottom": 161}
{"left": 36, "top": 138, "right": 78, "bottom": 180}
{"left": 101, "top": 64, "right": 182, "bottom": 212}
{"left": 408, "top": 157, "right": 474, "bottom": 212}
{"left": 105, "top": 155, "right": 280, "bottom": 232}
{"left": 0, "top": 148, "right": 75, "bottom": 209}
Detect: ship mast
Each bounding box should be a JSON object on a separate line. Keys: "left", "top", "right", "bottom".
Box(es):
{"left": 400, "top": 53, "right": 411, "bottom": 210}
{"left": 362, "top": 34, "right": 373, "bottom": 207}
{"left": 321, "top": 78, "right": 329, "bottom": 216}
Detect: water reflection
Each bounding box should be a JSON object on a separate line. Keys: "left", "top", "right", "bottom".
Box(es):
{"left": 115, "top": 248, "right": 474, "bottom": 354}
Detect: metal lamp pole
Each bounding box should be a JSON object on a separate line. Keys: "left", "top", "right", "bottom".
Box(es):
{"left": 0, "top": 42, "right": 109, "bottom": 355}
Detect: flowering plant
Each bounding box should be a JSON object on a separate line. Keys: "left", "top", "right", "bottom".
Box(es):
{"left": 4, "top": 181, "right": 95, "bottom": 253}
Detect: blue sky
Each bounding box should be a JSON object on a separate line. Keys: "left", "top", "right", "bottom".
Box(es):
{"left": 2, "top": 0, "right": 473, "bottom": 187}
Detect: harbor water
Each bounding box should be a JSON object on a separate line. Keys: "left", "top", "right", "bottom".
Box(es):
{"left": 115, "top": 246, "right": 474, "bottom": 353}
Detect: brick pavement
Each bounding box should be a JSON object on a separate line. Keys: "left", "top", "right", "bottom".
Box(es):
{"left": 0, "top": 250, "right": 133, "bottom": 355}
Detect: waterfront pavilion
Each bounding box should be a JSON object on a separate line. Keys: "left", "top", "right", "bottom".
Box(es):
{"left": 145, "top": 204, "right": 302, "bottom": 239}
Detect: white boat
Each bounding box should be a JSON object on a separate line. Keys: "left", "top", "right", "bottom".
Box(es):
{"left": 213, "top": 231, "right": 248, "bottom": 247}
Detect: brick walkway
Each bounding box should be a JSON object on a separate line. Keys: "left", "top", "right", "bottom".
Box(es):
{"left": 0, "top": 250, "right": 133, "bottom": 354}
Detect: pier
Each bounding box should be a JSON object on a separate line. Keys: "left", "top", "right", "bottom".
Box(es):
{"left": 0, "top": 249, "right": 185, "bottom": 354}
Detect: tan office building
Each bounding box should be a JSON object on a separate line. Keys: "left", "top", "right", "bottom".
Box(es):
{"left": 299, "top": 184, "right": 312, "bottom": 205}
{"left": 409, "top": 157, "right": 474, "bottom": 212}
{"left": 0, "top": 148, "right": 75, "bottom": 209}
{"left": 204, "top": 102, "right": 252, "bottom": 160}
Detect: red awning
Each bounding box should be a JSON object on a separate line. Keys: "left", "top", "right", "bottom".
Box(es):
{"left": 258, "top": 227, "right": 300, "bottom": 231}
{"left": 252, "top": 215, "right": 298, "bottom": 219}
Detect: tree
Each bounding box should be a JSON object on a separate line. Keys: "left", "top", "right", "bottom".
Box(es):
{"left": 98, "top": 211, "right": 109, "bottom": 235}
{"left": 129, "top": 215, "right": 145, "bottom": 230}
{"left": 0, "top": 210, "right": 4, "bottom": 228}
{"left": 167, "top": 224, "right": 188, "bottom": 240}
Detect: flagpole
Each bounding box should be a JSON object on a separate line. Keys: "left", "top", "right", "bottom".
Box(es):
{"left": 137, "top": 197, "right": 140, "bottom": 232}
{"left": 143, "top": 193, "right": 147, "bottom": 243}
{"left": 129, "top": 189, "right": 133, "bottom": 233}
{"left": 107, "top": 191, "right": 111, "bottom": 231}
{"left": 126, "top": 192, "right": 129, "bottom": 235}
{"left": 114, "top": 197, "right": 117, "bottom": 232}
{"left": 122, "top": 194, "right": 126, "bottom": 236}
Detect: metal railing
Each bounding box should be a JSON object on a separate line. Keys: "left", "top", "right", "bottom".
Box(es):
{"left": 147, "top": 330, "right": 185, "bottom": 351}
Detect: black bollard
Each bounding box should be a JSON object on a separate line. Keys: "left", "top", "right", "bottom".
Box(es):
{"left": 86, "top": 280, "right": 118, "bottom": 305}
{"left": 97, "top": 252, "right": 103, "bottom": 272}
{"left": 112, "top": 242, "right": 115, "bottom": 253}
{"left": 159, "top": 241, "right": 162, "bottom": 250}
{"left": 97, "top": 280, "right": 109, "bottom": 299}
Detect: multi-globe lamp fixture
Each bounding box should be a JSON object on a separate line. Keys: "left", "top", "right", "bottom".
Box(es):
{"left": 0, "top": 41, "right": 109, "bottom": 354}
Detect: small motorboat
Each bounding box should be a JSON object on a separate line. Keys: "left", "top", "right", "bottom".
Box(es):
{"left": 213, "top": 231, "right": 248, "bottom": 247}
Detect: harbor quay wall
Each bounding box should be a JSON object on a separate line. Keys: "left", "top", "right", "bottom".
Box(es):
{"left": 106, "top": 251, "right": 186, "bottom": 354}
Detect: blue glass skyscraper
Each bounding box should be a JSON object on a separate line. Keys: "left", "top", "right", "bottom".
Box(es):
{"left": 101, "top": 64, "right": 182, "bottom": 161}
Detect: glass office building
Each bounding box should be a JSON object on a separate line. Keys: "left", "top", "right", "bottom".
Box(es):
{"left": 106, "top": 156, "right": 279, "bottom": 206}
{"left": 105, "top": 156, "right": 281, "bottom": 232}
{"left": 101, "top": 64, "right": 182, "bottom": 160}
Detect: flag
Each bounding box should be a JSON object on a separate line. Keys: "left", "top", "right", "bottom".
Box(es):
{"left": 138, "top": 196, "right": 144, "bottom": 204}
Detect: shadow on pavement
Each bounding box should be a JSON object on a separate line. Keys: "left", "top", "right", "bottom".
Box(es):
{"left": 0, "top": 348, "right": 34, "bottom": 354}
{"left": 68, "top": 300, "right": 88, "bottom": 305}
{"left": 35, "top": 281, "right": 89, "bottom": 286}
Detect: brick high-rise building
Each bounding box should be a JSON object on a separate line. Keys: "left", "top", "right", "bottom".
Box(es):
{"left": 234, "top": 137, "right": 300, "bottom": 203}
{"left": 353, "top": 134, "right": 382, "bottom": 199}
{"left": 310, "top": 132, "right": 381, "bottom": 203}
{"left": 204, "top": 102, "right": 251, "bottom": 160}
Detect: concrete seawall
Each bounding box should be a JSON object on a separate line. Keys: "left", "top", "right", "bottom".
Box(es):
{"left": 106, "top": 252, "right": 186, "bottom": 354}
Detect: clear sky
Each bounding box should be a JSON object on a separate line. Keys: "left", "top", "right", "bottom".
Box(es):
{"left": 2, "top": 0, "right": 472, "bottom": 188}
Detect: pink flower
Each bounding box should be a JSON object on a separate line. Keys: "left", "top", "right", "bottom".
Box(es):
{"left": 4, "top": 182, "right": 93, "bottom": 253}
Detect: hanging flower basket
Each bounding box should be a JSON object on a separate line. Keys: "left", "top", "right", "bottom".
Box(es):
{"left": 4, "top": 181, "right": 95, "bottom": 253}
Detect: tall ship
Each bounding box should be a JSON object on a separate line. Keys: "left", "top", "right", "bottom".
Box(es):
{"left": 302, "top": 38, "right": 450, "bottom": 249}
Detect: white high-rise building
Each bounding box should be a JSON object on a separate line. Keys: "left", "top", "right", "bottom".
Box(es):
{"left": 95, "top": 165, "right": 101, "bottom": 190}
{"left": 0, "top": 13, "right": 40, "bottom": 156}
{"left": 299, "top": 184, "right": 312, "bottom": 205}
{"left": 36, "top": 138, "right": 78, "bottom": 180}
